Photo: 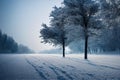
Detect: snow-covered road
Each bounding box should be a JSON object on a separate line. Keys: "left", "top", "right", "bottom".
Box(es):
{"left": 0, "top": 54, "right": 120, "bottom": 80}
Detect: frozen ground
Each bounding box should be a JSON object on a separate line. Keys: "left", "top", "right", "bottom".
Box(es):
{"left": 0, "top": 54, "right": 120, "bottom": 80}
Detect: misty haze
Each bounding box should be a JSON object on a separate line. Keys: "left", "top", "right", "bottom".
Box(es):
{"left": 0, "top": 0, "right": 120, "bottom": 80}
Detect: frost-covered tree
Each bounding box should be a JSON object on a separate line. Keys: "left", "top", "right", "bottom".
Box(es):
{"left": 63, "top": 0, "right": 101, "bottom": 59}
{"left": 17, "top": 44, "right": 33, "bottom": 53}
{"left": 100, "top": 0, "right": 120, "bottom": 29}
{"left": 99, "top": 0, "right": 120, "bottom": 51}
{"left": 40, "top": 7, "right": 68, "bottom": 57}
{"left": 0, "top": 29, "right": 33, "bottom": 53}
{"left": 0, "top": 30, "right": 18, "bottom": 53}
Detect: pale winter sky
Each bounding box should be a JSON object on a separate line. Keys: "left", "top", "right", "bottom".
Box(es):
{"left": 0, "top": 0, "right": 63, "bottom": 52}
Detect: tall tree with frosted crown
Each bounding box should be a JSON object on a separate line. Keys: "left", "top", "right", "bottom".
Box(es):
{"left": 40, "top": 7, "right": 68, "bottom": 57}
{"left": 99, "top": 0, "right": 120, "bottom": 51}
{"left": 63, "top": 0, "right": 101, "bottom": 59}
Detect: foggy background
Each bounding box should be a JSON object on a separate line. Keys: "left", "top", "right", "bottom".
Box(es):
{"left": 0, "top": 0, "right": 63, "bottom": 52}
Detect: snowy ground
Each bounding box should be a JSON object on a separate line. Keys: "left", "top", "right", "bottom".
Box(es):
{"left": 0, "top": 54, "right": 120, "bottom": 80}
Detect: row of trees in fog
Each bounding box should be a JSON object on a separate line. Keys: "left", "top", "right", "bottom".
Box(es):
{"left": 40, "top": 0, "right": 120, "bottom": 59}
{"left": 0, "top": 30, "right": 33, "bottom": 53}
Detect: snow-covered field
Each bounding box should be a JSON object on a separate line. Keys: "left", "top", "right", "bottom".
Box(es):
{"left": 0, "top": 54, "right": 120, "bottom": 80}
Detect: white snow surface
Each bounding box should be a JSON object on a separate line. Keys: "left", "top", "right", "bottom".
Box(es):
{"left": 0, "top": 54, "right": 120, "bottom": 80}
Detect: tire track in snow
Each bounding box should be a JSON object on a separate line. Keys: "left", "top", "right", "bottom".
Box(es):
{"left": 25, "top": 58, "right": 47, "bottom": 80}
{"left": 49, "top": 66, "right": 66, "bottom": 80}
{"left": 66, "top": 65, "right": 75, "bottom": 69}
{"left": 50, "top": 65, "right": 73, "bottom": 80}
{"left": 30, "top": 57, "right": 69, "bottom": 80}
{"left": 86, "top": 60, "right": 120, "bottom": 70}
{"left": 66, "top": 57, "right": 120, "bottom": 70}
{"left": 36, "top": 57, "right": 95, "bottom": 80}
{"left": 32, "top": 56, "right": 96, "bottom": 80}
{"left": 33, "top": 57, "right": 74, "bottom": 80}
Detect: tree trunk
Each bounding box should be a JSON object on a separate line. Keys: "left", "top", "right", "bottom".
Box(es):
{"left": 84, "top": 31, "right": 88, "bottom": 59}
{"left": 62, "top": 38, "right": 65, "bottom": 58}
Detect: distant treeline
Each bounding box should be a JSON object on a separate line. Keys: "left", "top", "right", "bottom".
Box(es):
{"left": 0, "top": 30, "right": 33, "bottom": 53}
